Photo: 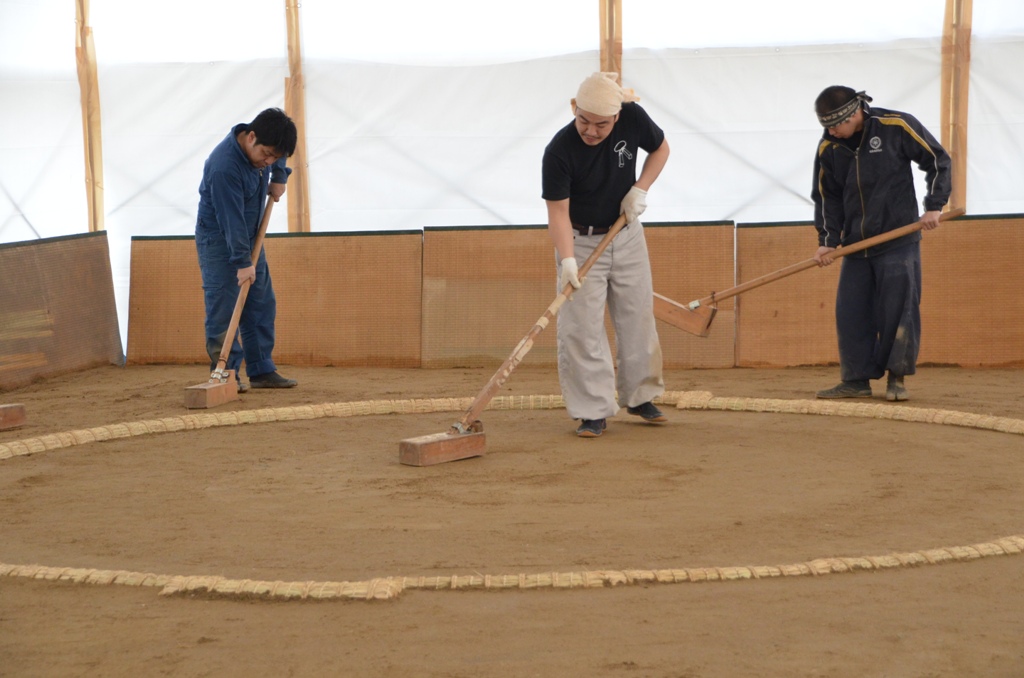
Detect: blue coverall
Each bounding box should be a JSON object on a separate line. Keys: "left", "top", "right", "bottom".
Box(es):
{"left": 195, "top": 123, "right": 290, "bottom": 379}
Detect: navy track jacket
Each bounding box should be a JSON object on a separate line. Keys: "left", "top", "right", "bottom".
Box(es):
{"left": 812, "top": 106, "right": 951, "bottom": 257}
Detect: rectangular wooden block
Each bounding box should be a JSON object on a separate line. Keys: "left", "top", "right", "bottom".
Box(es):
{"left": 399, "top": 431, "right": 487, "bottom": 466}
{"left": 0, "top": 404, "right": 26, "bottom": 431}
{"left": 184, "top": 371, "right": 239, "bottom": 409}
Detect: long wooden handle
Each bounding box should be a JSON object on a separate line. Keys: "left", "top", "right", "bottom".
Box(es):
{"left": 212, "top": 197, "right": 275, "bottom": 375}
{"left": 691, "top": 208, "right": 964, "bottom": 309}
{"left": 451, "top": 214, "right": 629, "bottom": 433}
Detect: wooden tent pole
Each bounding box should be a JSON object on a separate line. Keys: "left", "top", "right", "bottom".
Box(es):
{"left": 599, "top": 0, "right": 622, "bottom": 79}
{"left": 75, "top": 0, "right": 104, "bottom": 233}
{"left": 285, "top": 0, "right": 312, "bottom": 233}
{"left": 941, "top": 0, "right": 972, "bottom": 213}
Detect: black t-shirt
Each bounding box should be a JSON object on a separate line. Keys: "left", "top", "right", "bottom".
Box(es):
{"left": 541, "top": 102, "right": 665, "bottom": 229}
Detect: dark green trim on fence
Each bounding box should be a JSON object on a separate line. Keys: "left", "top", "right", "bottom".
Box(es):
{"left": 644, "top": 220, "right": 734, "bottom": 228}
{"left": 424, "top": 224, "right": 547, "bottom": 233}
{"left": 737, "top": 220, "right": 815, "bottom": 229}
{"left": 131, "top": 230, "right": 423, "bottom": 242}
{"left": 0, "top": 230, "right": 108, "bottom": 251}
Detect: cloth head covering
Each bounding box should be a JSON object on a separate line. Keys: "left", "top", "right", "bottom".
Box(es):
{"left": 572, "top": 72, "right": 639, "bottom": 117}
{"left": 817, "top": 90, "right": 872, "bottom": 128}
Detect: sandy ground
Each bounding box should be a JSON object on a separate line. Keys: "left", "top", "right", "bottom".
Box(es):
{"left": 1, "top": 364, "right": 1023, "bottom": 678}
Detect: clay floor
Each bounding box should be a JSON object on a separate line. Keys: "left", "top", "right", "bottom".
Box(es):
{"left": 1, "top": 364, "right": 1023, "bottom": 677}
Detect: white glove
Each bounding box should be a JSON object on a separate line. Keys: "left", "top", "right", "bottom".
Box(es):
{"left": 559, "top": 257, "right": 582, "bottom": 290}
{"left": 620, "top": 186, "right": 648, "bottom": 223}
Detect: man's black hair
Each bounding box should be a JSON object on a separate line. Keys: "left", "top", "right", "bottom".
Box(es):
{"left": 247, "top": 108, "right": 297, "bottom": 157}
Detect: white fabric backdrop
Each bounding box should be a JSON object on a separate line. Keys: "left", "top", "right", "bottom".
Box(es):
{"left": 1, "top": 0, "right": 1022, "bottom": 349}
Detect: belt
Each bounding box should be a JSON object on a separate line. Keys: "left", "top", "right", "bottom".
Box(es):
{"left": 572, "top": 223, "right": 626, "bottom": 236}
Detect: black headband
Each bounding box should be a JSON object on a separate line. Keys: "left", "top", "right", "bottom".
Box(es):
{"left": 818, "top": 91, "right": 872, "bottom": 127}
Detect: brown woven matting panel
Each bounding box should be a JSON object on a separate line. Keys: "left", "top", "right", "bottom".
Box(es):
{"left": 127, "top": 232, "right": 422, "bottom": 367}
{"left": 0, "top": 233, "right": 123, "bottom": 390}
{"left": 123, "top": 215, "right": 1022, "bottom": 370}
{"left": 421, "top": 223, "right": 736, "bottom": 370}
{"left": 919, "top": 215, "right": 1023, "bottom": 367}
{"left": 734, "top": 214, "right": 1024, "bottom": 368}
{"left": 126, "top": 237, "right": 205, "bottom": 365}
{"left": 422, "top": 227, "right": 555, "bottom": 368}
{"left": 269, "top": 232, "right": 422, "bottom": 367}
{"left": 646, "top": 222, "right": 736, "bottom": 369}
{"left": 735, "top": 222, "right": 839, "bottom": 367}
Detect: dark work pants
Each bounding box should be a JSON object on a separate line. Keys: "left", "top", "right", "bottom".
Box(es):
{"left": 196, "top": 232, "right": 278, "bottom": 379}
{"left": 835, "top": 242, "right": 922, "bottom": 382}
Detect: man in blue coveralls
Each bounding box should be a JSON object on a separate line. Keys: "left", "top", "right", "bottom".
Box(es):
{"left": 195, "top": 107, "right": 298, "bottom": 391}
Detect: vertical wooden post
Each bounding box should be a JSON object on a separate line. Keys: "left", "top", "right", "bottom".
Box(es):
{"left": 75, "top": 0, "right": 104, "bottom": 233}
{"left": 285, "top": 0, "right": 312, "bottom": 233}
{"left": 599, "top": 0, "right": 622, "bottom": 80}
{"left": 941, "top": 0, "right": 972, "bottom": 213}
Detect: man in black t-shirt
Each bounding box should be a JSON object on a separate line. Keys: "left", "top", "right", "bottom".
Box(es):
{"left": 541, "top": 72, "right": 671, "bottom": 438}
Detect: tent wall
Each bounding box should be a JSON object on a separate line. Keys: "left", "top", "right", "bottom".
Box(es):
{"left": 73, "top": 39, "right": 1024, "bottom": 349}
{"left": 123, "top": 214, "right": 1022, "bottom": 370}
{"left": 2, "top": 3, "right": 1023, "bottom": 359}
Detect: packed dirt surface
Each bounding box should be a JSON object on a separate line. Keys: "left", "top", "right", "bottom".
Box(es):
{"left": 2, "top": 364, "right": 1023, "bottom": 677}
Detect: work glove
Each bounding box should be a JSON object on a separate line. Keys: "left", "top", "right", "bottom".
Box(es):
{"left": 559, "top": 257, "right": 582, "bottom": 290}
{"left": 620, "top": 186, "right": 648, "bottom": 223}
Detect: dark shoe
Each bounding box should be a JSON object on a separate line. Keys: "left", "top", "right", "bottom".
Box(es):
{"left": 237, "top": 382, "right": 250, "bottom": 394}
{"left": 816, "top": 381, "right": 872, "bottom": 399}
{"left": 249, "top": 371, "right": 298, "bottom": 389}
{"left": 627, "top": 401, "right": 667, "bottom": 422}
{"left": 576, "top": 418, "right": 606, "bottom": 438}
{"left": 886, "top": 373, "right": 908, "bottom": 402}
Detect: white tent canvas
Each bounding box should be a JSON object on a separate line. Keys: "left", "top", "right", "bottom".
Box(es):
{"left": 2, "top": 0, "right": 1022, "bottom": 347}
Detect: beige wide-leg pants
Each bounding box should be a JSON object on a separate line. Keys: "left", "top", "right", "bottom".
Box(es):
{"left": 555, "top": 220, "right": 664, "bottom": 421}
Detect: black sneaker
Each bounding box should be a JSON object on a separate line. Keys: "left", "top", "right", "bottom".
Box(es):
{"left": 626, "top": 401, "right": 667, "bottom": 423}
{"left": 249, "top": 371, "right": 298, "bottom": 389}
{"left": 575, "top": 418, "right": 606, "bottom": 438}
{"left": 816, "top": 381, "right": 872, "bottom": 399}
